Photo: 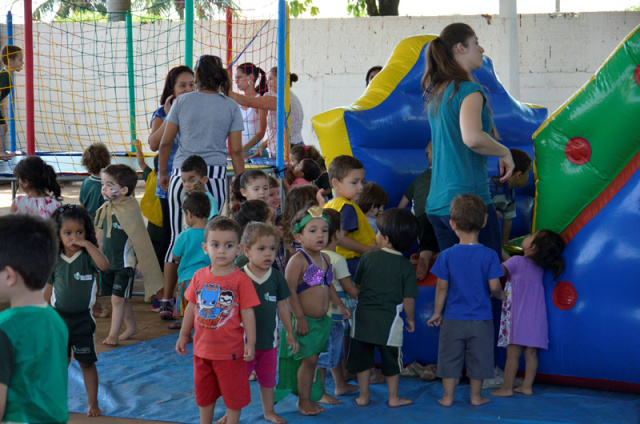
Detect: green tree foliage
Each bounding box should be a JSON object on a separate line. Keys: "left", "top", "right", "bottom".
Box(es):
{"left": 288, "top": 0, "right": 319, "bottom": 17}
{"left": 289, "top": 0, "right": 399, "bottom": 17}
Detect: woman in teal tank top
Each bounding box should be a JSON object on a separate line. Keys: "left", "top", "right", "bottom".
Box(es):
{"left": 420, "top": 23, "right": 515, "bottom": 257}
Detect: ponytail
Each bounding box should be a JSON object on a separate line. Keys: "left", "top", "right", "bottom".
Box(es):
{"left": 238, "top": 63, "right": 268, "bottom": 95}
{"left": 195, "top": 55, "right": 231, "bottom": 95}
{"left": 13, "top": 156, "right": 62, "bottom": 201}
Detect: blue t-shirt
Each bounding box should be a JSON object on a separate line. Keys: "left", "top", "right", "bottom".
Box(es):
{"left": 172, "top": 228, "right": 211, "bottom": 283}
{"left": 151, "top": 106, "right": 179, "bottom": 199}
{"left": 489, "top": 176, "right": 516, "bottom": 220}
{"left": 431, "top": 244, "right": 503, "bottom": 320}
{"left": 426, "top": 81, "right": 494, "bottom": 216}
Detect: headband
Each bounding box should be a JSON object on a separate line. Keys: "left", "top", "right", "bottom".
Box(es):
{"left": 292, "top": 206, "right": 330, "bottom": 234}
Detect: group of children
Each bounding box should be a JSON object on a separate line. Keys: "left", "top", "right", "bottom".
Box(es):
{"left": 0, "top": 140, "right": 567, "bottom": 423}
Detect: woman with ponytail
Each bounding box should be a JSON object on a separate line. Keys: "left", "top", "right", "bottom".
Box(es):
{"left": 235, "top": 63, "right": 268, "bottom": 157}
{"left": 157, "top": 55, "right": 245, "bottom": 317}
{"left": 422, "top": 23, "right": 514, "bottom": 257}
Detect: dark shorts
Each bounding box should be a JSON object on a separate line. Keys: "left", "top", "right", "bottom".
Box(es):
{"left": 0, "top": 108, "right": 5, "bottom": 126}
{"left": 346, "top": 338, "right": 403, "bottom": 377}
{"left": 436, "top": 319, "right": 494, "bottom": 380}
{"left": 58, "top": 309, "right": 98, "bottom": 363}
{"left": 100, "top": 267, "right": 135, "bottom": 298}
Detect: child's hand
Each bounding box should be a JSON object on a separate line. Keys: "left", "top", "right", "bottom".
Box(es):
{"left": 339, "top": 305, "right": 351, "bottom": 320}
{"left": 244, "top": 343, "right": 255, "bottom": 361}
{"left": 176, "top": 335, "right": 189, "bottom": 355}
{"left": 427, "top": 313, "right": 442, "bottom": 327}
{"left": 70, "top": 238, "right": 89, "bottom": 249}
{"left": 286, "top": 331, "right": 299, "bottom": 355}
{"left": 295, "top": 316, "right": 309, "bottom": 336}
{"left": 130, "top": 139, "right": 142, "bottom": 149}
{"left": 416, "top": 258, "right": 428, "bottom": 281}
{"left": 498, "top": 290, "right": 507, "bottom": 301}
{"left": 405, "top": 319, "right": 415, "bottom": 333}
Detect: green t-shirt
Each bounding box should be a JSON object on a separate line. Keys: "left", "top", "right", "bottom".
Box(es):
{"left": 352, "top": 248, "right": 418, "bottom": 347}
{"left": 101, "top": 214, "right": 132, "bottom": 270}
{"left": 0, "top": 305, "right": 69, "bottom": 423}
{"left": 79, "top": 175, "right": 105, "bottom": 222}
{"left": 0, "top": 68, "right": 12, "bottom": 103}
{"left": 241, "top": 265, "right": 291, "bottom": 350}
{"left": 233, "top": 254, "right": 249, "bottom": 268}
{"left": 48, "top": 250, "right": 99, "bottom": 314}
{"left": 404, "top": 168, "right": 431, "bottom": 217}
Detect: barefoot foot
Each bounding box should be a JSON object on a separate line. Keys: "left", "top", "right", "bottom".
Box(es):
{"left": 102, "top": 336, "right": 119, "bottom": 346}
{"left": 318, "top": 393, "right": 341, "bottom": 405}
{"left": 438, "top": 396, "right": 454, "bottom": 407}
{"left": 514, "top": 386, "right": 533, "bottom": 395}
{"left": 87, "top": 404, "right": 102, "bottom": 417}
{"left": 118, "top": 327, "right": 139, "bottom": 341}
{"left": 355, "top": 395, "right": 370, "bottom": 407}
{"left": 369, "top": 369, "right": 385, "bottom": 384}
{"left": 263, "top": 411, "right": 286, "bottom": 424}
{"left": 490, "top": 387, "right": 514, "bottom": 397}
{"left": 470, "top": 395, "right": 491, "bottom": 406}
{"left": 297, "top": 399, "right": 320, "bottom": 416}
{"left": 388, "top": 397, "right": 413, "bottom": 408}
{"left": 335, "top": 383, "right": 359, "bottom": 396}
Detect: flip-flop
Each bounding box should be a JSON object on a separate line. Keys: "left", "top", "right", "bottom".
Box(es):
{"left": 168, "top": 321, "right": 182, "bottom": 330}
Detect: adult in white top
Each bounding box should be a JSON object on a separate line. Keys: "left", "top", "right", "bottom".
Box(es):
{"left": 235, "top": 63, "right": 268, "bottom": 156}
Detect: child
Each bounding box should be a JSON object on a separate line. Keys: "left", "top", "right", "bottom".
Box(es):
{"left": 0, "top": 45, "right": 23, "bottom": 158}
{"left": 289, "top": 159, "right": 322, "bottom": 189}
{"left": 95, "top": 164, "right": 164, "bottom": 345}
{"left": 317, "top": 208, "right": 359, "bottom": 402}
{"left": 346, "top": 208, "right": 419, "bottom": 408}
{"left": 427, "top": 194, "right": 505, "bottom": 407}
{"left": 46, "top": 205, "right": 110, "bottom": 417}
{"left": 491, "top": 230, "right": 565, "bottom": 397}
{"left": 132, "top": 139, "right": 163, "bottom": 266}
{"left": 489, "top": 148, "right": 532, "bottom": 251}
{"left": 231, "top": 169, "right": 270, "bottom": 204}
{"left": 324, "top": 155, "right": 377, "bottom": 276}
{"left": 280, "top": 204, "right": 350, "bottom": 416}
{"left": 286, "top": 145, "right": 327, "bottom": 195}
{"left": 0, "top": 214, "right": 68, "bottom": 423}
{"left": 176, "top": 216, "right": 260, "bottom": 424}
{"left": 267, "top": 175, "right": 282, "bottom": 211}
{"left": 234, "top": 199, "right": 274, "bottom": 231}
{"left": 80, "top": 142, "right": 111, "bottom": 221}
{"left": 397, "top": 143, "right": 439, "bottom": 280}
{"left": 239, "top": 222, "right": 296, "bottom": 424}
{"left": 10, "top": 156, "right": 62, "bottom": 217}
{"left": 356, "top": 181, "right": 388, "bottom": 234}
{"left": 159, "top": 155, "right": 219, "bottom": 320}
{"left": 170, "top": 192, "right": 212, "bottom": 330}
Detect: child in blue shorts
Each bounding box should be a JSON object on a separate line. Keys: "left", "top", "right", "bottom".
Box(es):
{"left": 428, "top": 194, "right": 506, "bottom": 407}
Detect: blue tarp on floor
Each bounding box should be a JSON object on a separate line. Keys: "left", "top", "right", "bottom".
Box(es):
{"left": 69, "top": 334, "right": 640, "bottom": 423}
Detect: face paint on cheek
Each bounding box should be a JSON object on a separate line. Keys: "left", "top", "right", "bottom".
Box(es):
{"left": 193, "top": 181, "right": 203, "bottom": 191}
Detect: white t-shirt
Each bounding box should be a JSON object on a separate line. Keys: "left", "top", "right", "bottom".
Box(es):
{"left": 241, "top": 94, "right": 262, "bottom": 147}
{"left": 265, "top": 90, "right": 305, "bottom": 157}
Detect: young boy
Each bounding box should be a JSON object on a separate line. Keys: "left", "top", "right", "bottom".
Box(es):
{"left": 80, "top": 142, "right": 111, "bottom": 221}
{"left": 356, "top": 181, "right": 388, "bottom": 234}
{"left": 95, "top": 164, "right": 164, "bottom": 345}
{"left": 346, "top": 208, "right": 420, "bottom": 408}
{"left": 0, "top": 45, "right": 23, "bottom": 158}
{"left": 170, "top": 192, "right": 212, "bottom": 329}
{"left": 176, "top": 216, "right": 260, "bottom": 424}
{"left": 398, "top": 143, "right": 439, "bottom": 280}
{"left": 489, "top": 148, "right": 532, "bottom": 251}
{"left": 324, "top": 155, "right": 378, "bottom": 276}
{"left": 427, "top": 194, "right": 505, "bottom": 407}
{"left": 160, "top": 154, "right": 219, "bottom": 320}
{"left": 318, "top": 208, "right": 359, "bottom": 403}
{"left": 0, "top": 215, "right": 69, "bottom": 423}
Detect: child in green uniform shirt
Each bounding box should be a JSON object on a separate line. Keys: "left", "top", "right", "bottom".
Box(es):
{"left": 46, "top": 205, "right": 110, "bottom": 417}
{"left": 0, "top": 214, "right": 69, "bottom": 423}
{"left": 80, "top": 142, "right": 111, "bottom": 222}
{"left": 0, "top": 45, "right": 23, "bottom": 158}
{"left": 346, "top": 208, "right": 420, "bottom": 408}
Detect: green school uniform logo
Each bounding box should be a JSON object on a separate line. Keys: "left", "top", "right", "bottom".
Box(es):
{"left": 74, "top": 272, "right": 93, "bottom": 281}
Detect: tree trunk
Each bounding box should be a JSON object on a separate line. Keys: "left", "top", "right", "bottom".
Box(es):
{"left": 107, "top": 0, "right": 131, "bottom": 22}
{"left": 365, "top": 0, "right": 399, "bottom": 16}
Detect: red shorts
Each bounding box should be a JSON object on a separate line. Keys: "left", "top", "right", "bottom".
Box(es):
{"left": 193, "top": 355, "right": 250, "bottom": 409}
{"left": 246, "top": 348, "right": 277, "bottom": 388}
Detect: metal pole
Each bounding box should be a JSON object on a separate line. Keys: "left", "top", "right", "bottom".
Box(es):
{"left": 23, "top": 1, "right": 34, "bottom": 155}
{"left": 185, "top": 0, "right": 193, "bottom": 68}
{"left": 276, "top": 0, "right": 286, "bottom": 173}
{"left": 6, "top": 11, "right": 17, "bottom": 153}
{"left": 126, "top": 11, "right": 137, "bottom": 146}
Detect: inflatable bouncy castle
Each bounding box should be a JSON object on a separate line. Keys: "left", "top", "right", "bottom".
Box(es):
{"left": 312, "top": 25, "right": 640, "bottom": 392}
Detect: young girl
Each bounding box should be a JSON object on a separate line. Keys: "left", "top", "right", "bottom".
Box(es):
{"left": 357, "top": 182, "right": 389, "bottom": 234}
{"left": 235, "top": 63, "right": 268, "bottom": 157}
{"left": 281, "top": 185, "right": 322, "bottom": 255}
{"left": 491, "top": 230, "right": 565, "bottom": 397}
{"left": 280, "top": 204, "right": 349, "bottom": 416}
{"left": 11, "top": 156, "right": 62, "bottom": 217}
{"left": 45, "top": 205, "right": 110, "bottom": 417}
{"left": 289, "top": 159, "right": 322, "bottom": 190}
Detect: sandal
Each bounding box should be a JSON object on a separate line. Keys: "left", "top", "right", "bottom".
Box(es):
{"left": 400, "top": 361, "right": 425, "bottom": 378}
{"left": 168, "top": 320, "right": 182, "bottom": 330}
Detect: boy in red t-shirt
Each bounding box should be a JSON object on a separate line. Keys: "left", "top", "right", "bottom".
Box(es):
{"left": 176, "top": 216, "right": 260, "bottom": 424}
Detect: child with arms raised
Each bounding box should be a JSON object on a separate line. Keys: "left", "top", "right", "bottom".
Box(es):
{"left": 95, "top": 164, "right": 163, "bottom": 345}
{"left": 280, "top": 204, "right": 350, "bottom": 416}
{"left": 346, "top": 208, "right": 420, "bottom": 408}
{"left": 169, "top": 192, "right": 213, "bottom": 330}
{"left": 46, "top": 205, "right": 110, "bottom": 417}
{"left": 10, "top": 156, "right": 62, "bottom": 218}
{"left": 427, "top": 194, "right": 505, "bottom": 407}
{"left": 491, "top": 230, "right": 565, "bottom": 397}
{"left": 80, "top": 142, "right": 111, "bottom": 221}
{"left": 176, "top": 217, "right": 260, "bottom": 424}
{"left": 0, "top": 215, "right": 68, "bottom": 423}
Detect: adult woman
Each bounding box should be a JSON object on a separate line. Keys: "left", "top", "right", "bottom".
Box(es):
{"left": 234, "top": 63, "right": 268, "bottom": 157}
{"left": 422, "top": 23, "right": 514, "bottom": 257}
{"left": 231, "top": 67, "right": 304, "bottom": 158}
{"left": 157, "top": 55, "right": 244, "bottom": 317}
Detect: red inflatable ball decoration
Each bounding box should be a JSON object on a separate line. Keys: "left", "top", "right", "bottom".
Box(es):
{"left": 634, "top": 63, "right": 640, "bottom": 87}
{"left": 565, "top": 137, "right": 592, "bottom": 165}
{"left": 552, "top": 281, "right": 578, "bottom": 310}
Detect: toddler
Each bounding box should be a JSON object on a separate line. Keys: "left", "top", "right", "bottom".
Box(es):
{"left": 10, "top": 156, "right": 62, "bottom": 217}
{"left": 289, "top": 159, "right": 322, "bottom": 189}
{"left": 356, "top": 181, "right": 388, "bottom": 234}
{"left": 80, "top": 142, "right": 111, "bottom": 221}
{"left": 0, "top": 45, "right": 23, "bottom": 157}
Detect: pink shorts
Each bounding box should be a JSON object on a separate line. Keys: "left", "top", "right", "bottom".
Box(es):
{"left": 246, "top": 348, "right": 277, "bottom": 388}
{"left": 194, "top": 355, "right": 250, "bottom": 409}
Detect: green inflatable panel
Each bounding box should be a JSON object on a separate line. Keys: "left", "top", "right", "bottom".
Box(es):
{"left": 533, "top": 24, "right": 640, "bottom": 235}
